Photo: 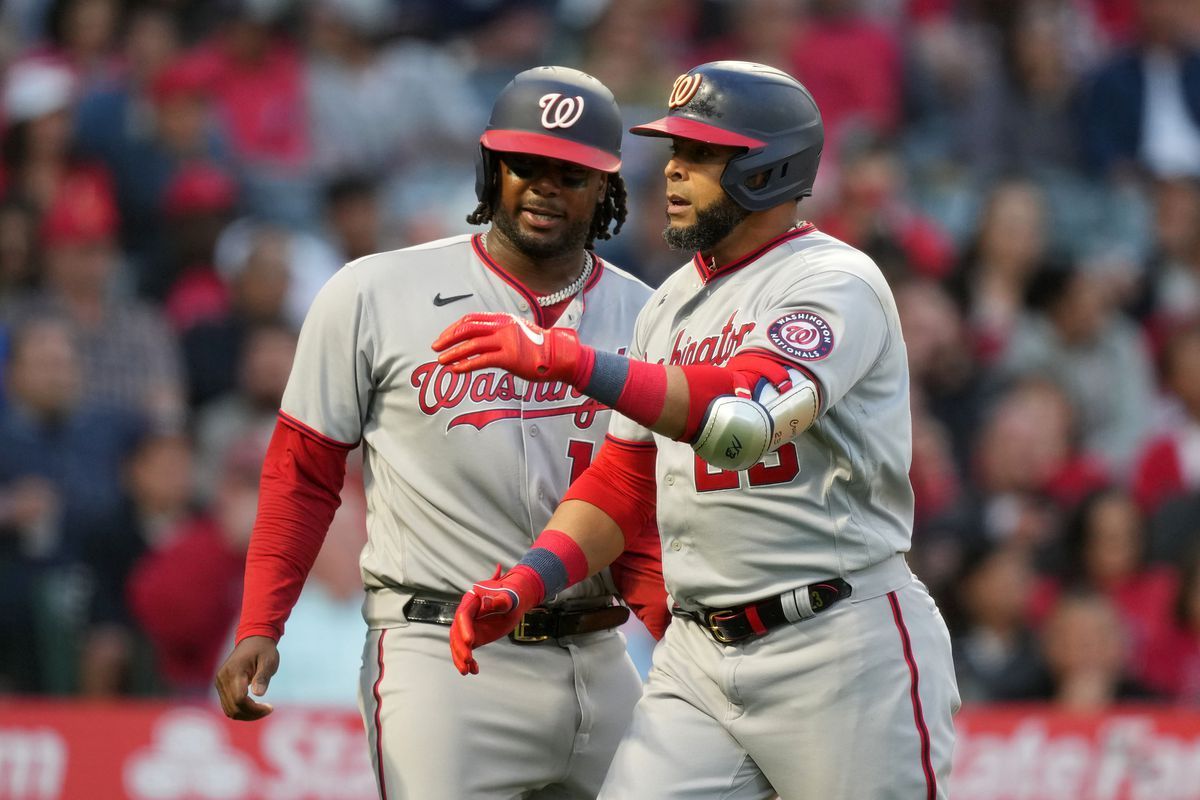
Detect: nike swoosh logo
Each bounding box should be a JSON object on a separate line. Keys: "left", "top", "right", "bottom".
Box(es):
{"left": 434, "top": 292, "right": 474, "bottom": 307}
{"left": 515, "top": 318, "right": 544, "bottom": 345}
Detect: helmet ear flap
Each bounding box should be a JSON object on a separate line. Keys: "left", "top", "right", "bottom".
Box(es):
{"left": 474, "top": 145, "right": 498, "bottom": 205}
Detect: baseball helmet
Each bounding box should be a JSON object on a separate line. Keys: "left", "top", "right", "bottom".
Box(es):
{"left": 630, "top": 61, "right": 824, "bottom": 212}
{"left": 475, "top": 66, "right": 623, "bottom": 203}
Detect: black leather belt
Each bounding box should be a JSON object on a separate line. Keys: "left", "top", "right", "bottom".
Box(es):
{"left": 403, "top": 596, "right": 630, "bottom": 644}
{"left": 673, "top": 578, "right": 852, "bottom": 644}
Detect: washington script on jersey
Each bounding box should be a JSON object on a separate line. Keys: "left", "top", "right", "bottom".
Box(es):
{"left": 668, "top": 312, "right": 755, "bottom": 366}
{"left": 411, "top": 359, "right": 606, "bottom": 431}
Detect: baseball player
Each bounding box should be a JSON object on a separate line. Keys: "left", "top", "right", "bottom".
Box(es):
{"left": 214, "top": 67, "right": 670, "bottom": 800}
{"left": 434, "top": 61, "right": 960, "bottom": 799}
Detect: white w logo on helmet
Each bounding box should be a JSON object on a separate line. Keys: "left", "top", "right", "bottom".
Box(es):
{"left": 539, "top": 93, "right": 585, "bottom": 129}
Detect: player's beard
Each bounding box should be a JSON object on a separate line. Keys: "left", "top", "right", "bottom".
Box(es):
{"left": 492, "top": 205, "right": 593, "bottom": 260}
{"left": 663, "top": 193, "right": 751, "bottom": 252}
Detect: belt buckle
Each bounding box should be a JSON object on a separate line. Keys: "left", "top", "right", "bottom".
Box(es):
{"left": 704, "top": 609, "right": 740, "bottom": 644}
{"left": 510, "top": 607, "right": 553, "bottom": 644}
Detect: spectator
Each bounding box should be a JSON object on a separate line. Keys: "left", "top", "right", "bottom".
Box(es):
{"left": 1030, "top": 488, "right": 1178, "bottom": 680}
{"left": 5, "top": 182, "right": 186, "bottom": 427}
{"left": 37, "top": 0, "right": 123, "bottom": 88}
{"left": 949, "top": 178, "right": 1052, "bottom": 364}
{"left": 1133, "top": 323, "right": 1200, "bottom": 512}
{"left": 791, "top": 0, "right": 903, "bottom": 148}
{"left": 193, "top": 321, "right": 296, "bottom": 501}
{"left": 1033, "top": 591, "right": 1159, "bottom": 710}
{"left": 73, "top": 11, "right": 234, "bottom": 289}
{"left": 1, "top": 57, "right": 116, "bottom": 216}
{"left": 80, "top": 430, "right": 196, "bottom": 696}
{"left": 159, "top": 163, "right": 239, "bottom": 328}
{"left": 1144, "top": 547, "right": 1200, "bottom": 704}
{"left": 320, "top": 174, "right": 383, "bottom": 265}
{"left": 0, "top": 316, "right": 141, "bottom": 692}
{"left": 184, "top": 0, "right": 315, "bottom": 224}
{"left": 213, "top": 217, "right": 337, "bottom": 330}
{"left": 183, "top": 223, "right": 293, "bottom": 407}
{"left": 960, "top": 1, "right": 1085, "bottom": 178}
{"left": 1079, "top": 0, "right": 1200, "bottom": 179}
{"left": 1001, "top": 262, "right": 1156, "bottom": 472}
{"left": 0, "top": 197, "right": 41, "bottom": 305}
{"left": 816, "top": 133, "right": 955, "bottom": 280}
{"left": 951, "top": 541, "right": 1044, "bottom": 703}
{"left": 967, "top": 376, "right": 1108, "bottom": 546}
{"left": 687, "top": 0, "right": 800, "bottom": 75}
{"left": 127, "top": 438, "right": 263, "bottom": 696}
{"left": 1140, "top": 177, "right": 1200, "bottom": 338}
{"left": 304, "top": 0, "right": 479, "bottom": 188}
{"left": 894, "top": 277, "right": 982, "bottom": 471}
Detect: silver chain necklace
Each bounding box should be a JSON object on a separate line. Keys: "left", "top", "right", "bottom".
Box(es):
{"left": 481, "top": 232, "right": 594, "bottom": 307}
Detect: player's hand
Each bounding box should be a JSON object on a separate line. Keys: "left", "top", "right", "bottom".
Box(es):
{"left": 449, "top": 565, "right": 544, "bottom": 676}
{"left": 214, "top": 636, "right": 279, "bottom": 721}
{"left": 433, "top": 313, "right": 587, "bottom": 383}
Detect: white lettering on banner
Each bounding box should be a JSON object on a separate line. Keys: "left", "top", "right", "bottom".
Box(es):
{"left": 259, "top": 716, "right": 374, "bottom": 800}
{"left": 123, "top": 711, "right": 255, "bottom": 800}
{"left": 539, "top": 93, "right": 585, "bottom": 129}
{"left": 0, "top": 729, "right": 65, "bottom": 799}
{"left": 952, "top": 719, "right": 1200, "bottom": 800}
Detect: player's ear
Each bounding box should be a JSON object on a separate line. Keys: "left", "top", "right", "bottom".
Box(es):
{"left": 597, "top": 173, "right": 608, "bottom": 202}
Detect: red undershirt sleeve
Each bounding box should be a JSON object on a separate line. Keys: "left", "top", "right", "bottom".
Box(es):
{"left": 562, "top": 435, "right": 657, "bottom": 544}
{"left": 609, "top": 521, "right": 670, "bottom": 639}
{"left": 563, "top": 436, "right": 669, "bottom": 638}
{"left": 235, "top": 415, "right": 352, "bottom": 644}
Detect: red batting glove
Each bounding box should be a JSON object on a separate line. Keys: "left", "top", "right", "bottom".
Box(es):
{"left": 432, "top": 313, "right": 593, "bottom": 384}
{"left": 449, "top": 565, "right": 545, "bottom": 676}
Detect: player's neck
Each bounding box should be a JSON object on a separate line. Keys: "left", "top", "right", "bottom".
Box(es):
{"left": 483, "top": 228, "right": 591, "bottom": 296}
{"left": 700, "top": 205, "right": 800, "bottom": 271}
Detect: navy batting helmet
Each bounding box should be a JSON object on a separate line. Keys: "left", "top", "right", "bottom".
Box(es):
{"left": 630, "top": 61, "right": 824, "bottom": 212}
{"left": 475, "top": 66, "right": 623, "bottom": 203}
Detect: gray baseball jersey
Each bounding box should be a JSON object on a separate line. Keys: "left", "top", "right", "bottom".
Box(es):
{"left": 600, "top": 225, "right": 959, "bottom": 800}
{"left": 609, "top": 224, "right": 914, "bottom": 609}
{"left": 282, "top": 233, "right": 651, "bottom": 624}
{"left": 280, "top": 233, "right": 651, "bottom": 799}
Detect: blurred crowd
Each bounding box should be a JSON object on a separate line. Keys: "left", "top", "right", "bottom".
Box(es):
{"left": 1, "top": 0, "right": 1200, "bottom": 714}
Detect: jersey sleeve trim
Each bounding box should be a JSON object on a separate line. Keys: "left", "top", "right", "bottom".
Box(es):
{"left": 278, "top": 410, "right": 359, "bottom": 450}
{"left": 735, "top": 346, "right": 826, "bottom": 410}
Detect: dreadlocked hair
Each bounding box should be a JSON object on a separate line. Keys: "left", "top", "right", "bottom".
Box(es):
{"left": 588, "top": 173, "right": 627, "bottom": 246}
{"left": 466, "top": 163, "right": 629, "bottom": 248}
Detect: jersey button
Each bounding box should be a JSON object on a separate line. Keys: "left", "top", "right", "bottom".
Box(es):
{"left": 665, "top": 475, "right": 675, "bottom": 486}
{"left": 529, "top": 425, "right": 539, "bottom": 437}
{"left": 670, "top": 540, "right": 682, "bottom": 551}
{"left": 518, "top": 301, "right": 529, "bottom": 312}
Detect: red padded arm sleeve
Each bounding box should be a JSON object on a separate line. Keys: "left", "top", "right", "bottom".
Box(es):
{"left": 562, "top": 435, "right": 657, "bottom": 544}
{"left": 235, "top": 414, "right": 352, "bottom": 643}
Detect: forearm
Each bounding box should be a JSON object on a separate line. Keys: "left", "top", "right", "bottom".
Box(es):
{"left": 515, "top": 435, "right": 658, "bottom": 600}
{"left": 542, "top": 499, "right": 628, "bottom": 577}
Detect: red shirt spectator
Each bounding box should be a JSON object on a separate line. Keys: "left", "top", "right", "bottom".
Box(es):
{"left": 790, "top": 9, "right": 902, "bottom": 145}
{"left": 183, "top": 29, "right": 308, "bottom": 169}
{"left": 126, "top": 515, "right": 245, "bottom": 694}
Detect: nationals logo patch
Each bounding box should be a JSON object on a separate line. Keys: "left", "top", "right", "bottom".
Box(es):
{"left": 767, "top": 311, "right": 834, "bottom": 361}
